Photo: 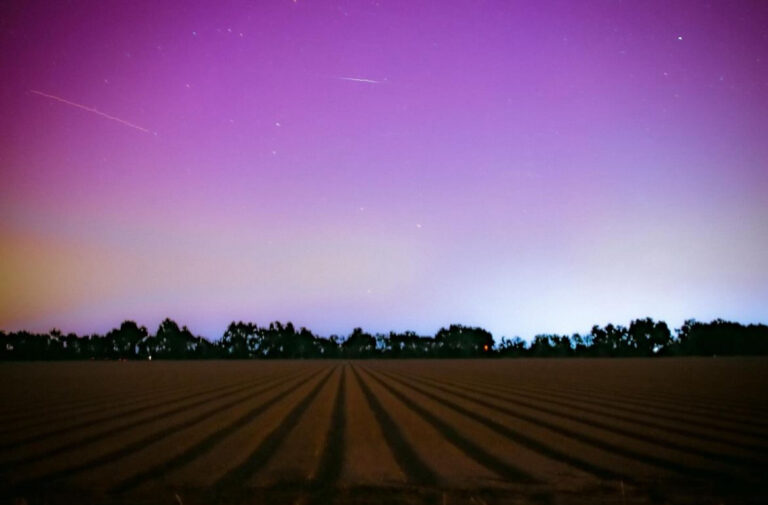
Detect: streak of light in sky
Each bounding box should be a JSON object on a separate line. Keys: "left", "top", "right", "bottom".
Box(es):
{"left": 29, "top": 90, "right": 154, "bottom": 135}
{"left": 334, "top": 76, "right": 382, "bottom": 84}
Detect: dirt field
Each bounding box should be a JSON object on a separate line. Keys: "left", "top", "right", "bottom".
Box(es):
{"left": 0, "top": 359, "right": 766, "bottom": 504}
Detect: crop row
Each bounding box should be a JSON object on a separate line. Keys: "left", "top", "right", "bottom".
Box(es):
{"left": 0, "top": 360, "right": 766, "bottom": 504}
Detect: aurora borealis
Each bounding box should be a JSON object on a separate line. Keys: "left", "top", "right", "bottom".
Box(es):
{"left": 1, "top": 0, "right": 767, "bottom": 339}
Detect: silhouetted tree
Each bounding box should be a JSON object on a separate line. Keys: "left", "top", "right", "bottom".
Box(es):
{"left": 154, "top": 319, "right": 189, "bottom": 359}
{"left": 435, "top": 324, "right": 494, "bottom": 357}
{"left": 674, "top": 319, "right": 768, "bottom": 356}
{"left": 82, "top": 333, "right": 108, "bottom": 359}
{"left": 589, "top": 323, "right": 631, "bottom": 356}
{"left": 57, "top": 332, "right": 76, "bottom": 359}
{"left": 627, "top": 318, "right": 672, "bottom": 356}
{"left": 3, "top": 316, "right": 768, "bottom": 360}
{"left": 316, "top": 335, "right": 340, "bottom": 358}
{"left": 498, "top": 336, "right": 527, "bottom": 357}
{"left": 137, "top": 333, "right": 157, "bottom": 359}
{"left": 221, "top": 321, "right": 256, "bottom": 358}
{"left": 570, "top": 333, "right": 591, "bottom": 356}
{"left": 295, "top": 327, "right": 319, "bottom": 358}
{"left": 387, "top": 331, "right": 435, "bottom": 358}
{"left": 105, "top": 321, "right": 147, "bottom": 359}
{"left": 277, "top": 322, "right": 316, "bottom": 358}
{"left": 342, "top": 328, "right": 376, "bottom": 358}
{"left": 529, "top": 334, "right": 572, "bottom": 357}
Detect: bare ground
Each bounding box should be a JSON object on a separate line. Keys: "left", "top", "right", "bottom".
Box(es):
{"left": 1, "top": 358, "right": 767, "bottom": 505}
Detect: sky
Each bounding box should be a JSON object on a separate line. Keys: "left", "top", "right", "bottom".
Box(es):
{"left": 1, "top": 0, "right": 767, "bottom": 340}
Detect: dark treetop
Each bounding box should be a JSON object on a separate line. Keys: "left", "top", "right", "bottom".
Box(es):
{"left": 2, "top": 318, "right": 767, "bottom": 360}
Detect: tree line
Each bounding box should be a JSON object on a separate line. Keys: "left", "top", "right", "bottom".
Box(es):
{"left": 1, "top": 317, "right": 766, "bottom": 361}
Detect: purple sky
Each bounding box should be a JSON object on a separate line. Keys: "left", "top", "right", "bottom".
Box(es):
{"left": 2, "top": 0, "right": 767, "bottom": 340}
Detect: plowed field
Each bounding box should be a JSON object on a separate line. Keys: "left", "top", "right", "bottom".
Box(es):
{"left": 1, "top": 359, "right": 766, "bottom": 504}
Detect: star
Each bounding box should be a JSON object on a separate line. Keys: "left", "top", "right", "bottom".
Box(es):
{"left": 677, "top": 36, "right": 683, "bottom": 41}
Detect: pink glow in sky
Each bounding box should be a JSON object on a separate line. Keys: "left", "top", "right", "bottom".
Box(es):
{"left": 2, "top": 0, "right": 767, "bottom": 339}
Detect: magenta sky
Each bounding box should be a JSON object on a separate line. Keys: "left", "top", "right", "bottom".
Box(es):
{"left": 2, "top": 0, "right": 767, "bottom": 340}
